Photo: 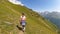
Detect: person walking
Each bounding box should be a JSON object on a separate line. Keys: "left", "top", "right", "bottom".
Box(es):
{"left": 20, "top": 13, "right": 26, "bottom": 32}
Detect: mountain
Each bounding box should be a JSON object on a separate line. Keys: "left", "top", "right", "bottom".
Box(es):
{"left": 40, "top": 11, "right": 60, "bottom": 29}
{"left": 0, "top": 0, "right": 57, "bottom": 34}
{"left": 40, "top": 11, "right": 60, "bottom": 34}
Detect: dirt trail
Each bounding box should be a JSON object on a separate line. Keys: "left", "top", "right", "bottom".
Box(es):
{"left": 19, "top": 31, "right": 24, "bottom": 34}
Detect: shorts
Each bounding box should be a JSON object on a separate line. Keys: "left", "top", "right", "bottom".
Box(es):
{"left": 20, "top": 20, "right": 26, "bottom": 26}
{"left": 22, "top": 22, "right": 25, "bottom": 26}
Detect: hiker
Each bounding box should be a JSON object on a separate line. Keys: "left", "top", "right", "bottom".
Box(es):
{"left": 20, "top": 13, "right": 26, "bottom": 32}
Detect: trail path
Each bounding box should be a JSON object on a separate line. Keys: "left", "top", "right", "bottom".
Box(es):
{"left": 19, "top": 31, "right": 24, "bottom": 34}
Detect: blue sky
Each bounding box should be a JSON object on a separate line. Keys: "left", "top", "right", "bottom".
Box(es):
{"left": 19, "top": 0, "right": 60, "bottom": 12}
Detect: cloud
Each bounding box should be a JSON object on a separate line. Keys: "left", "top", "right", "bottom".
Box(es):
{"left": 8, "top": 0, "right": 24, "bottom": 6}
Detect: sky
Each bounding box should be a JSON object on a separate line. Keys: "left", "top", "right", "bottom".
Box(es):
{"left": 8, "top": 0, "right": 60, "bottom": 12}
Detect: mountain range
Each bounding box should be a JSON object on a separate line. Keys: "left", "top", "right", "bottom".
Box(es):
{"left": 40, "top": 11, "right": 60, "bottom": 29}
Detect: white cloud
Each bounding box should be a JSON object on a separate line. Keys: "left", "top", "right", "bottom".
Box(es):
{"left": 8, "top": 0, "right": 24, "bottom": 6}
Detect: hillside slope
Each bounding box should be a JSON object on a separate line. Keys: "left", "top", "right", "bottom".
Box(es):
{"left": 0, "top": 0, "right": 57, "bottom": 34}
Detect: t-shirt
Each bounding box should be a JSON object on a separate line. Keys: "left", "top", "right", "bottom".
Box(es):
{"left": 21, "top": 16, "right": 26, "bottom": 21}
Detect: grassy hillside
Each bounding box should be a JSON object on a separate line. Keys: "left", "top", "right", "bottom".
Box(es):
{"left": 0, "top": 0, "right": 57, "bottom": 34}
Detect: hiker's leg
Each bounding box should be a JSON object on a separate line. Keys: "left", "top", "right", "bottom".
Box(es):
{"left": 23, "top": 25, "right": 25, "bottom": 30}
{"left": 22, "top": 25, "right": 25, "bottom": 32}
{"left": 21, "top": 21, "right": 26, "bottom": 32}
{"left": 22, "top": 25, "right": 25, "bottom": 29}
{"left": 22, "top": 22, "right": 25, "bottom": 29}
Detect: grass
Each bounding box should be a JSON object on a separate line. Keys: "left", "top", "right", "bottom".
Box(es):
{"left": 0, "top": 0, "right": 58, "bottom": 34}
